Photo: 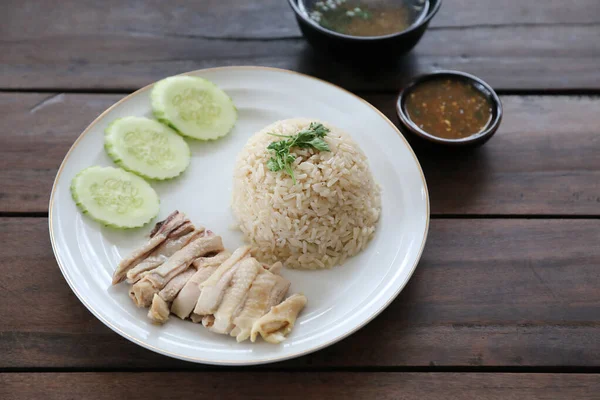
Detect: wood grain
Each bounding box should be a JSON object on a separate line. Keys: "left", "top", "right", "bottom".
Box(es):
{"left": 367, "top": 94, "right": 600, "bottom": 215}
{"left": 2, "top": 218, "right": 599, "bottom": 369}
{"left": 1, "top": 26, "right": 598, "bottom": 92}
{"left": 1, "top": 1, "right": 599, "bottom": 90}
{"left": 0, "top": 93, "right": 119, "bottom": 213}
{"left": 2, "top": 93, "right": 599, "bottom": 215}
{"left": 3, "top": 0, "right": 599, "bottom": 40}
{"left": 2, "top": 0, "right": 599, "bottom": 394}
{"left": 2, "top": 373, "right": 600, "bottom": 400}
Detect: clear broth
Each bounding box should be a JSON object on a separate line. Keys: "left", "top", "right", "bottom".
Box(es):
{"left": 300, "top": 0, "right": 429, "bottom": 37}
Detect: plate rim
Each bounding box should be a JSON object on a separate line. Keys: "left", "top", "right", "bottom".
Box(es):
{"left": 48, "top": 66, "right": 430, "bottom": 365}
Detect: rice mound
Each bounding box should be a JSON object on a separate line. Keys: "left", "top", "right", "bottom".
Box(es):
{"left": 232, "top": 118, "right": 381, "bottom": 269}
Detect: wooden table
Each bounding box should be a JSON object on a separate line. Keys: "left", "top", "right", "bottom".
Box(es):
{"left": 2, "top": 1, "right": 600, "bottom": 398}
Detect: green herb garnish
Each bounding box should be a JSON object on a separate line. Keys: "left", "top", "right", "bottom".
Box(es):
{"left": 266, "top": 122, "right": 330, "bottom": 184}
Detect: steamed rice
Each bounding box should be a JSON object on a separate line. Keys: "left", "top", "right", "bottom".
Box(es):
{"left": 232, "top": 118, "right": 381, "bottom": 269}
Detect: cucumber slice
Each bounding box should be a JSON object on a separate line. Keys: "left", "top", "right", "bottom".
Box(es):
{"left": 71, "top": 166, "right": 160, "bottom": 229}
{"left": 105, "top": 117, "right": 190, "bottom": 180}
{"left": 151, "top": 76, "right": 237, "bottom": 140}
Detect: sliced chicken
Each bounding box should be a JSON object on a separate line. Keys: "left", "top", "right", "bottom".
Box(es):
{"left": 250, "top": 294, "right": 307, "bottom": 344}
{"left": 129, "top": 278, "right": 157, "bottom": 308}
{"left": 204, "top": 258, "right": 261, "bottom": 334}
{"left": 126, "top": 226, "right": 199, "bottom": 284}
{"left": 193, "top": 264, "right": 238, "bottom": 320}
{"left": 129, "top": 233, "right": 223, "bottom": 307}
{"left": 114, "top": 210, "right": 308, "bottom": 345}
{"left": 230, "top": 267, "right": 289, "bottom": 342}
{"left": 194, "top": 246, "right": 251, "bottom": 316}
{"left": 112, "top": 211, "right": 190, "bottom": 284}
{"left": 192, "top": 250, "right": 232, "bottom": 270}
{"left": 266, "top": 275, "right": 291, "bottom": 310}
{"left": 171, "top": 252, "right": 231, "bottom": 320}
{"left": 148, "top": 294, "right": 170, "bottom": 325}
{"left": 144, "top": 233, "right": 224, "bottom": 289}
{"left": 267, "top": 261, "right": 283, "bottom": 275}
{"left": 158, "top": 267, "right": 196, "bottom": 302}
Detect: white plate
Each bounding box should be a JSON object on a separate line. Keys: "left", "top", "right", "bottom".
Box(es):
{"left": 49, "top": 67, "right": 429, "bottom": 365}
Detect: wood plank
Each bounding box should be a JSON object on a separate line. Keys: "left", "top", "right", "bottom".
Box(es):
{"left": 2, "top": 0, "right": 600, "bottom": 91}
{"left": 0, "top": 93, "right": 120, "bottom": 213}
{"left": 2, "top": 24, "right": 598, "bottom": 91}
{"left": 2, "top": 93, "right": 599, "bottom": 215}
{"left": 3, "top": 0, "right": 599, "bottom": 39}
{"left": 367, "top": 94, "right": 600, "bottom": 215}
{"left": 0, "top": 0, "right": 600, "bottom": 40}
{"left": 1, "top": 218, "right": 599, "bottom": 369}
{"left": 1, "top": 373, "right": 600, "bottom": 400}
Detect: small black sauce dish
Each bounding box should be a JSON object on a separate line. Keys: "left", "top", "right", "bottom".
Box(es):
{"left": 396, "top": 70, "right": 503, "bottom": 147}
{"left": 287, "top": 0, "right": 442, "bottom": 57}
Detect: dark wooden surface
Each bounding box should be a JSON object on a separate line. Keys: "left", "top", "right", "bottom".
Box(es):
{"left": 2, "top": 373, "right": 600, "bottom": 400}
{"left": 2, "top": 0, "right": 600, "bottom": 91}
{"left": 2, "top": 0, "right": 599, "bottom": 398}
{"left": 3, "top": 94, "right": 600, "bottom": 215}
{"left": 2, "top": 218, "right": 599, "bottom": 369}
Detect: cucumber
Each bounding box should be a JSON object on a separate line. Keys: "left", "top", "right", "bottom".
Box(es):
{"left": 151, "top": 76, "right": 237, "bottom": 140}
{"left": 71, "top": 166, "right": 160, "bottom": 229}
{"left": 105, "top": 116, "right": 190, "bottom": 180}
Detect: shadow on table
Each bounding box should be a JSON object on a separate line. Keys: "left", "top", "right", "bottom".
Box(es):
{"left": 294, "top": 45, "right": 427, "bottom": 91}
{"left": 406, "top": 134, "right": 493, "bottom": 215}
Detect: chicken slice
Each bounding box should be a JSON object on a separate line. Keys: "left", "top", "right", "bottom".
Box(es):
{"left": 193, "top": 265, "right": 238, "bottom": 320}
{"left": 126, "top": 225, "right": 199, "bottom": 284}
{"left": 267, "top": 261, "right": 283, "bottom": 275}
{"left": 144, "top": 233, "right": 224, "bottom": 289}
{"left": 266, "top": 275, "right": 291, "bottom": 310}
{"left": 158, "top": 267, "right": 196, "bottom": 302}
{"left": 112, "top": 211, "right": 190, "bottom": 284}
{"left": 250, "top": 294, "right": 307, "bottom": 344}
{"left": 129, "top": 233, "right": 223, "bottom": 307}
{"left": 204, "top": 258, "right": 261, "bottom": 334}
{"left": 230, "top": 267, "right": 289, "bottom": 342}
{"left": 194, "top": 246, "right": 251, "bottom": 316}
{"left": 171, "top": 252, "right": 231, "bottom": 320}
{"left": 148, "top": 294, "right": 170, "bottom": 325}
{"left": 191, "top": 251, "right": 232, "bottom": 270}
{"left": 129, "top": 278, "right": 157, "bottom": 308}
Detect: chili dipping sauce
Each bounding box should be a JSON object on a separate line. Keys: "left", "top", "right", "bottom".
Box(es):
{"left": 405, "top": 79, "right": 493, "bottom": 139}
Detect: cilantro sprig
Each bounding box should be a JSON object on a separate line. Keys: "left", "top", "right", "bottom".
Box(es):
{"left": 266, "top": 122, "right": 330, "bottom": 184}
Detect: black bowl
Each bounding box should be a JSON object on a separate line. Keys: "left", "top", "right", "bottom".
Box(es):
{"left": 287, "top": 0, "right": 442, "bottom": 57}
{"left": 396, "top": 70, "right": 503, "bottom": 147}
